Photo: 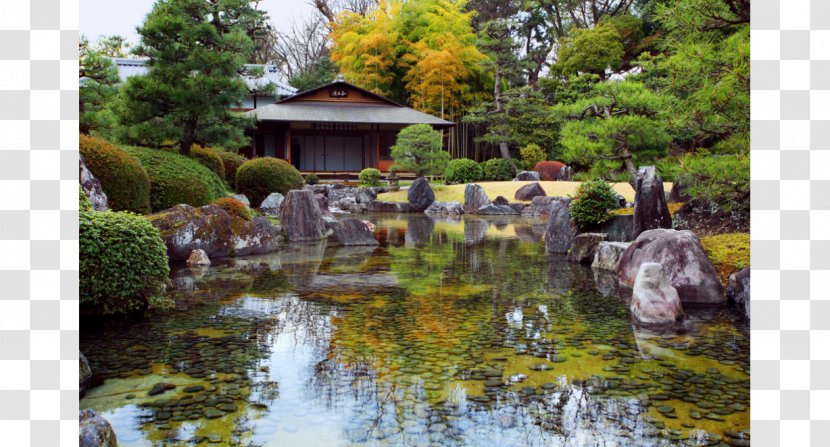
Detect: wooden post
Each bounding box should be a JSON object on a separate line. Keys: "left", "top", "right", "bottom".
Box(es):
{"left": 375, "top": 128, "right": 381, "bottom": 170}
{"left": 286, "top": 127, "right": 292, "bottom": 165}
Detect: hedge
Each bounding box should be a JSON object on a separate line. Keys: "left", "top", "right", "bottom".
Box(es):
{"left": 217, "top": 151, "right": 248, "bottom": 189}
{"left": 481, "top": 158, "right": 515, "bottom": 181}
{"left": 123, "top": 146, "right": 227, "bottom": 212}
{"left": 236, "top": 157, "right": 304, "bottom": 205}
{"left": 190, "top": 145, "right": 226, "bottom": 180}
{"left": 445, "top": 158, "right": 483, "bottom": 184}
{"left": 359, "top": 168, "right": 382, "bottom": 186}
{"left": 80, "top": 210, "right": 170, "bottom": 314}
{"left": 534, "top": 160, "right": 567, "bottom": 181}
{"left": 79, "top": 134, "right": 151, "bottom": 213}
{"left": 569, "top": 179, "right": 618, "bottom": 229}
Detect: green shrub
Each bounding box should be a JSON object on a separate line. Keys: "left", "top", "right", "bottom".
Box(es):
{"left": 79, "top": 186, "right": 93, "bottom": 212}
{"left": 190, "top": 145, "right": 226, "bottom": 180}
{"left": 123, "top": 146, "right": 227, "bottom": 212}
{"left": 390, "top": 124, "right": 449, "bottom": 176}
{"left": 80, "top": 210, "right": 170, "bottom": 314}
{"left": 236, "top": 157, "right": 304, "bottom": 205}
{"left": 569, "top": 179, "right": 618, "bottom": 229}
{"left": 217, "top": 151, "right": 248, "bottom": 189}
{"left": 213, "top": 197, "right": 251, "bottom": 220}
{"left": 520, "top": 144, "right": 546, "bottom": 171}
{"left": 444, "top": 158, "right": 484, "bottom": 184}
{"left": 304, "top": 173, "right": 320, "bottom": 185}
{"left": 79, "top": 134, "right": 151, "bottom": 213}
{"left": 481, "top": 158, "right": 515, "bottom": 181}
{"left": 359, "top": 168, "right": 382, "bottom": 186}
{"left": 675, "top": 153, "right": 749, "bottom": 213}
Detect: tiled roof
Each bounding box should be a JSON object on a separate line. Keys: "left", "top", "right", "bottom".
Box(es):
{"left": 246, "top": 102, "right": 454, "bottom": 126}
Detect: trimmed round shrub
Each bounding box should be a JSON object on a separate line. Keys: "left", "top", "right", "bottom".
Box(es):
{"left": 569, "top": 179, "right": 618, "bottom": 229}
{"left": 445, "top": 158, "right": 483, "bottom": 184}
{"left": 520, "top": 144, "right": 546, "bottom": 171}
{"left": 236, "top": 157, "right": 304, "bottom": 205}
{"left": 534, "top": 160, "right": 566, "bottom": 181}
{"left": 481, "top": 158, "right": 515, "bottom": 181}
{"left": 359, "top": 168, "right": 382, "bottom": 186}
{"left": 304, "top": 173, "right": 320, "bottom": 185}
{"left": 79, "top": 134, "right": 151, "bottom": 213}
{"left": 80, "top": 210, "right": 170, "bottom": 314}
{"left": 217, "top": 151, "right": 248, "bottom": 189}
{"left": 79, "top": 186, "right": 93, "bottom": 212}
{"left": 213, "top": 197, "right": 251, "bottom": 220}
{"left": 190, "top": 145, "right": 225, "bottom": 180}
{"left": 123, "top": 146, "right": 227, "bottom": 212}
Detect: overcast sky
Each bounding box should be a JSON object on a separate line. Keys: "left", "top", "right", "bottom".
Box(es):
{"left": 80, "top": 0, "right": 316, "bottom": 45}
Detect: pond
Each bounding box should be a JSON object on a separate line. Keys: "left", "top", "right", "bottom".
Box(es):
{"left": 80, "top": 215, "right": 749, "bottom": 447}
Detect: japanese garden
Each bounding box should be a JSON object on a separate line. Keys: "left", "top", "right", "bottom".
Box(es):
{"left": 78, "top": 0, "right": 750, "bottom": 446}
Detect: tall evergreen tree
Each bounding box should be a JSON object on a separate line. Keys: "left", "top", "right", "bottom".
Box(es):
{"left": 114, "top": 0, "right": 268, "bottom": 155}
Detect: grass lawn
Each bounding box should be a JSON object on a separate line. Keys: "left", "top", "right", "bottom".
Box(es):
{"left": 377, "top": 181, "right": 673, "bottom": 203}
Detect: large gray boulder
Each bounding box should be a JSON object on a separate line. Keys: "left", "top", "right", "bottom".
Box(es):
{"left": 617, "top": 229, "right": 724, "bottom": 304}
{"left": 367, "top": 200, "right": 411, "bottom": 213}
{"left": 514, "top": 182, "right": 546, "bottom": 201}
{"left": 79, "top": 155, "right": 108, "bottom": 211}
{"left": 327, "top": 186, "right": 361, "bottom": 206}
{"left": 592, "top": 241, "right": 631, "bottom": 271}
{"left": 630, "top": 262, "right": 684, "bottom": 325}
{"left": 544, "top": 197, "right": 577, "bottom": 253}
{"left": 558, "top": 165, "right": 574, "bottom": 181}
{"left": 521, "top": 196, "right": 561, "bottom": 217}
{"left": 259, "top": 192, "right": 284, "bottom": 216}
{"left": 425, "top": 201, "right": 464, "bottom": 215}
{"left": 567, "top": 233, "right": 607, "bottom": 264}
{"left": 590, "top": 214, "right": 635, "bottom": 242}
{"left": 727, "top": 267, "right": 750, "bottom": 319}
{"left": 476, "top": 204, "right": 520, "bottom": 215}
{"left": 329, "top": 218, "right": 379, "bottom": 246}
{"left": 80, "top": 352, "right": 92, "bottom": 395}
{"left": 149, "top": 204, "right": 282, "bottom": 261}
{"left": 186, "top": 249, "right": 211, "bottom": 266}
{"left": 79, "top": 409, "right": 117, "bottom": 447}
{"left": 633, "top": 166, "right": 672, "bottom": 236}
{"left": 515, "top": 171, "right": 541, "bottom": 181}
{"left": 315, "top": 193, "right": 333, "bottom": 217}
{"left": 407, "top": 177, "right": 435, "bottom": 212}
{"left": 281, "top": 189, "right": 328, "bottom": 242}
{"left": 464, "top": 183, "right": 491, "bottom": 210}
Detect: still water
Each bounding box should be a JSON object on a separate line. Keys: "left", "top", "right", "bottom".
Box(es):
{"left": 80, "top": 215, "right": 749, "bottom": 447}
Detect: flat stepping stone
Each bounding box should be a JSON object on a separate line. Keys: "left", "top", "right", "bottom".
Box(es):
{"left": 204, "top": 408, "right": 224, "bottom": 419}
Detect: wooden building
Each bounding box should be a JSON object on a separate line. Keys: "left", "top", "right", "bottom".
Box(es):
{"left": 244, "top": 76, "right": 454, "bottom": 173}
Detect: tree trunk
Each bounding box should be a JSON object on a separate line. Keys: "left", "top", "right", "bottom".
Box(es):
{"left": 180, "top": 117, "right": 198, "bottom": 156}
{"left": 620, "top": 147, "right": 638, "bottom": 189}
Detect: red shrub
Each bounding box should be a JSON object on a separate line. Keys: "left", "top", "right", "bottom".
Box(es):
{"left": 534, "top": 161, "right": 566, "bottom": 181}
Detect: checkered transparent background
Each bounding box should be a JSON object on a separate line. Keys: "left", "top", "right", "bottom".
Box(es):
{"left": 0, "top": 0, "right": 825, "bottom": 445}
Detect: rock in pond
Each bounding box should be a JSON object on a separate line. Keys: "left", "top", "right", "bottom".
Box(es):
{"left": 425, "top": 201, "right": 464, "bottom": 215}
{"left": 633, "top": 166, "right": 672, "bottom": 236}
{"left": 514, "top": 171, "right": 540, "bottom": 181}
{"left": 79, "top": 155, "right": 108, "bottom": 211}
{"left": 476, "top": 204, "right": 519, "bottom": 215}
{"left": 617, "top": 229, "right": 725, "bottom": 304}
{"left": 315, "top": 193, "right": 333, "bottom": 217}
{"left": 149, "top": 204, "right": 282, "bottom": 261}
{"left": 280, "top": 189, "right": 328, "bottom": 242}
{"left": 329, "top": 218, "right": 379, "bottom": 246}
{"left": 514, "top": 182, "right": 546, "bottom": 201}
{"left": 407, "top": 177, "right": 435, "bottom": 212}
{"left": 80, "top": 352, "right": 92, "bottom": 395}
{"left": 544, "top": 198, "right": 576, "bottom": 253}
{"left": 259, "top": 192, "right": 284, "bottom": 216}
{"left": 521, "top": 196, "right": 560, "bottom": 217}
{"left": 464, "top": 183, "right": 491, "bottom": 210}
{"left": 367, "top": 201, "right": 411, "bottom": 213}
{"left": 186, "top": 249, "right": 211, "bottom": 266}
{"left": 79, "top": 409, "right": 117, "bottom": 447}
{"left": 589, "top": 214, "right": 635, "bottom": 242}
{"left": 592, "top": 241, "right": 631, "bottom": 271}
{"left": 630, "top": 262, "right": 684, "bottom": 325}
{"left": 727, "top": 267, "right": 750, "bottom": 319}
{"left": 567, "top": 233, "right": 607, "bottom": 264}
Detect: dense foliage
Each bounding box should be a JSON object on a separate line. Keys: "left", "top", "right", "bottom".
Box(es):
{"left": 79, "top": 134, "right": 151, "bottom": 214}
{"left": 123, "top": 146, "right": 227, "bottom": 212}
{"left": 79, "top": 36, "right": 123, "bottom": 136}
{"left": 674, "top": 153, "right": 750, "bottom": 213}
{"left": 213, "top": 197, "right": 251, "bottom": 220}
{"left": 519, "top": 144, "right": 546, "bottom": 171}
{"left": 189, "top": 145, "right": 226, "bottom": 180}
{"left": 79, "top": 186, "right": 93, "bottom": 212}
{"left": 235, "top": 157, "right": 304, "bottom": 205}
{"left": 359, "top": 168, "right": 382, "bottom": 187}
{"left": 390, "top": 124, "right": 450, "bottom": 177}
{"left": 304, "top": 173, "right": 320, "bottom": 185}
{"left": 80, "top": 210, "right": 170, "bottom": 314}
{"left": 480, "top": 158, "right": 515, "bottom": 181}
{"left": 217, "top": 151, "right": 248, "bottom": 189}
{"left": 569, "top": 179, "right": 618, "bottom": 229}
{"left": 444, "top": 158, "right": 484, "bottom": 184}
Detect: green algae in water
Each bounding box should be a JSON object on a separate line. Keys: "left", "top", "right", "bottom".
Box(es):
{"left": 81, "top": 215, "right": 749, "bottom": 447}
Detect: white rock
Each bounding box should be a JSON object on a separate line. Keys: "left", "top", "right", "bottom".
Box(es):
{"left": 630, "top": 262, "right": 684, "bottom": 325}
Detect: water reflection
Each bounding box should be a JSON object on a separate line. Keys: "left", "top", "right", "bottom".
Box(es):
{"left": 81, "top": 215, "right": 749, "bottom": 447}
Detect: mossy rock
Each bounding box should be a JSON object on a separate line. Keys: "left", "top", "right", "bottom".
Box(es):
{"left": 700, "top": 233, "right": 750, "bottom": 284}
